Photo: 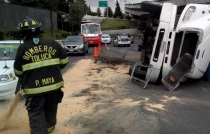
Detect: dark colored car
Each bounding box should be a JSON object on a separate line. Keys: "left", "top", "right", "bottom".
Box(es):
{"left": 62, "top": 35, "right": 89, "bottom": 55}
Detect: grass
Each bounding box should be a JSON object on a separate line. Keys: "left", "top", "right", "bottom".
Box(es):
{"left": 100, "top": 19, "right": 131, "bottom": 30}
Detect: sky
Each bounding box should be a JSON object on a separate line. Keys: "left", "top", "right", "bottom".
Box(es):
{"left": 85, "top": 0, "right": 147, "bottom": 13}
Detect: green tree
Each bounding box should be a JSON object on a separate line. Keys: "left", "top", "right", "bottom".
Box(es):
{"left": 9, "top": 0, "right": 89, "bottom": 32}
{"left": 68, "top": 0, "right": 87, "bottom": 31}
{"left": 104, "top": 7, "right": 113, "bottom": 18}
{"left": 96, "top": 8, "right": 101, "bottom": 17}
{"left": 57, "top": 0, "right": 75, "bottom": 13}
{"left": 113, "top": 1, "right": 122, "bottom": 18}
{"left": 90, "top": 12, "right": 98, "bottom": 16}
{"left": 87, "top": 5, "right": 92, "bottom": 15}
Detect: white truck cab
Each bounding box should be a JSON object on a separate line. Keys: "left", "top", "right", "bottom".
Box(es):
{"left": 167, "top": 4, "right": 210, "bottom": 79}
{"left": 131, "top": 3, "right": 210, "bottom": 90}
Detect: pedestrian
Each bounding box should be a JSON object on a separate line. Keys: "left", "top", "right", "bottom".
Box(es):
{"left": 14, "top": 17, "right": 69, "bottom": 134}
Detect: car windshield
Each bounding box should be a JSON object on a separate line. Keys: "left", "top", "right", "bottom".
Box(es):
{"left": 121, "top": 33, "right": 128, "bottom": 36}
{"left": 81, "top": 24, "right": 100, "bottom": 34}
{"left": 0, "top": 42, "right": 20, "bottom": 60}
{"left": 102, "top": 35, "right": 110, "bottom": 38}
{"left": 120, "top": 36, "right": 129, "bottom": 39}
{"left": 66, "top": 36, "right": 83, "bottom": 42}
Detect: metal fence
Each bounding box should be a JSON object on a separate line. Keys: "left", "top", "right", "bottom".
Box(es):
{"left": 0, "top": 2, "right": 57, "bottom": 31}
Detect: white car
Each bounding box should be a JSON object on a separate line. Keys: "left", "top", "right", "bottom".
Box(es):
{"left": 0, "top": 40, "right": 22, "bottom": 100}
{"left": 121, "top": 33, "right": 134, "bottom": 44}
{"left": 101, "top": 34, "right": 111, "bottom": 44}
{"left": 113, "top": 35, "right": 131, "bottom": 47}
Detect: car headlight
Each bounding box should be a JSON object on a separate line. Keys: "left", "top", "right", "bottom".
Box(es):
{"left": 183, "top": 6, "right": 196, "bottom": 22}
{"left": 0, "top": 75, "right": 9, "bottom": 81}
{"left": 78, "top": 44, "right": 84, "bottom": 49}
{"left": 61, "top": 45, "right": 67, "bottom": 48}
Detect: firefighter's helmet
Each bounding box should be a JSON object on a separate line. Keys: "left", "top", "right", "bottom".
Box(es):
{"left": 17, "top": 17, "right": 42, "bottom": 32}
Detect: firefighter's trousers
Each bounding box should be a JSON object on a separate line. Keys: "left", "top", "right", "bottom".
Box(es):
{"left": 25, "top": 89, "right": 64, "bottom": 134}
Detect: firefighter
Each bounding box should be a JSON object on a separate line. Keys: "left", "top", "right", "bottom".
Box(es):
{"left": 14, "top": 17, "right": 69, "bottom": 134}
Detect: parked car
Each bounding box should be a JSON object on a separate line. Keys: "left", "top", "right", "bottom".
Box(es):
{"left": 113, "top": 35, "right": 131, "bottom": 47}
{"left": 0, "top": 40, "right": 22, "bottom": 100}
{"left": 62, "top": 35, "right": 89, "bottom": 55}
{"left": 101, "top": 33, "right": 111, "bottom": 44}
{"left": 121, "top": 33, "right": 134, "bottom": 44}
{"left": 56, "top": 40, "right": 64, "bottom": 46}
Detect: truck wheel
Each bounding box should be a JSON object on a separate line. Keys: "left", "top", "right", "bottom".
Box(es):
{"left": 129, "top": 64, "right": 147, "bottom": 80}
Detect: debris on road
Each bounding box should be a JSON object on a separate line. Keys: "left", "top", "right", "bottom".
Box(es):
{"left": 0, "top": 59, "right": 180, "bottom": 134}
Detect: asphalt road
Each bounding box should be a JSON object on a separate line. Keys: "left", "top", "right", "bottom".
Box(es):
{"left": 61, "top": 40, "right": 210, "bottom": 134}
{"left": 61, "top": 39, "right": 140, "bottom": 74}
{"left": 1, "top": 39, "right": 210, "bottom": 133}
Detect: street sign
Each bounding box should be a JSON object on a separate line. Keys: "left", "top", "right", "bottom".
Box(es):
{"left": 99, "top": 1, "right": 108, "bottom": 7}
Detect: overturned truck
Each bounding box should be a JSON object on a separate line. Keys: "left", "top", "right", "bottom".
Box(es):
{"left": 130, "top": 3, "right": 210, "bottom": 90}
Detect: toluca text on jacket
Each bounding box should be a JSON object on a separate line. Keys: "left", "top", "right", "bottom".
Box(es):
{"left": 23, "top": 45, "right": 57, "bottom": 62}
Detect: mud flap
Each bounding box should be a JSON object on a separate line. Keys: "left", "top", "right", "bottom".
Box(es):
{"left": 161, "top": 53, "right": 193, "bottom": 91}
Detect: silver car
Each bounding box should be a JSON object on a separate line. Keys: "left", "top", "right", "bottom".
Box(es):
{"left": 113, "top": 35, "right": 131, "bottom": 47}
{"left": 121, "top": 33, "right": 134, "bottom": 44}
{"left": 101, "top": 34, "right": 111, "bottom": 44}
{"left": 62, "top": 36, "right": 89, "bottom": 55}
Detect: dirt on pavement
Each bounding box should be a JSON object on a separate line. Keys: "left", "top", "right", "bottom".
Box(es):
{"left": 0, "top": 58, "right": 180, "bottom": 134}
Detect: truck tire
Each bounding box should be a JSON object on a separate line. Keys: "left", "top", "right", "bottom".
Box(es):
{"left": 129, "top": 64, "right": 147, "bottom": 80}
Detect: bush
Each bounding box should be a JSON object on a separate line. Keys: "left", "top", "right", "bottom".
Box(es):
{"left": 43, "top": 29, "right": 70, "bottom": 39}
{"left": 54, "top": 33, "right": 62, "bottom": 39}
{"left": 119, "top": 15, "right": 124, "bottom": 19}
{"left": 53, "top": 29, "right": 70, "bottom": 38}
{"left": 4, "top": 28, "right": 21, "bottom": 40}
{"left": 125, "top": 15, "right": 131, "bottom": 20}
{"left": 1, "top": 28, "right": 71, "bottom": 40}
